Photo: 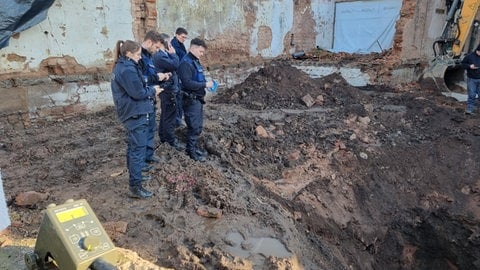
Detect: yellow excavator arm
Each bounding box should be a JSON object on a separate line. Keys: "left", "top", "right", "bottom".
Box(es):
{"left": 452, "top": 0, "right": 480, "bottom": 55}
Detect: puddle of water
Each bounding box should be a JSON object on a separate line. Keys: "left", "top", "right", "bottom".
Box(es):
{"left": 225, "top": 232, "right": 250, "bottom": 258}
{"left": 225, "top": 232, "right": 292, "bottom": 259}
{"left": 248, "top": 237, "right": 292, "bottom": 257}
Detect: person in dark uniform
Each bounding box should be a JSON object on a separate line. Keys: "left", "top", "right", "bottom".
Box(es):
{"left": 171, "top": 27, "right": 188, "bottom": 60}
{"left": 171, "top": 27, "right": 189, "bottom": 128}
{"left": 461, "top": 44, "right": 480, "bottom": 115}
{"left": 153, "top": 33, "right": 185, "bottom": 151}
{"left": 138, "top": 30, "right": 171, "bottom": 168}
{"left": 111, "top": 40, "right": 163, "bottom": 198}
{"left": 177, "top": 37, "right": 213, "bottom": 162}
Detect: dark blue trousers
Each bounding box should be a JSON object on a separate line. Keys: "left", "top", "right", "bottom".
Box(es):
{"left": 158, "top": 91, "right": 178, "bottom": 144}
{"left": 175, "top": 92, "right": 184, "bottom": 126}
{"left": 124, "top": 115, "right": 148, "bottom": 187}
{"left": 145, "top": 111, "right": 156, "bottom": 162}
{"left": 182, "top": 97, "right": 203, "bottom": 153}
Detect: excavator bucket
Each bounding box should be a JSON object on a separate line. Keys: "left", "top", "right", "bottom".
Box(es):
{"left": 421, "top": 0, "right": 480, "bottom": 99}
{"left": 422, "top": 59, "right": 467, "bottom": 96}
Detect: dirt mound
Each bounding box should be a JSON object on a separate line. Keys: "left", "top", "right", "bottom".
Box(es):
{"left": 212, "top": 61, "right": 381, "bottom": 119}
{"left": 213, "top": 62, "right": 340, "bottom": 109}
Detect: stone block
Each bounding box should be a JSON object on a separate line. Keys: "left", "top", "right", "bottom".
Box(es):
{"left": 0, "top": 87, "right": 27, "bottom": 113}
{"left": 15, "top": 191, "right": 49, "bottom": 206}
{"left": 64, "top": 104, "right": 87, "bottom": 115}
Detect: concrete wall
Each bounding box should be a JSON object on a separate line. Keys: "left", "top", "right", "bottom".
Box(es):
{"left": 0, "top": 0, "right": 454, "bottom": 128}
{"left": 398, "top": 0, "right": 446, "bottom": 60}
{"left": 156, "top": 0, "right": 297, "bottom": 66}
{"left": 312, "top": 0, "right": 335, "bottom": 50}
{"left": 0, "top": 0, "right": 136, "bottom": 128}
{"left": 0, "top": 0, "right": 134, "bottom": 72}
{"left": 0, "top": 0, "right": 454, "bottom": 74}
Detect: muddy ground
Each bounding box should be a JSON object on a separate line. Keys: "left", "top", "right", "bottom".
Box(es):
{"left": 1, "top": 60, "right": 480, "bottom": 269}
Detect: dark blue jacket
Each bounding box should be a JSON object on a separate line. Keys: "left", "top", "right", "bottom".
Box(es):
{"left": 111, "top": 56, "right": 156, "bottom": 123}
{"left": 138, "top": 47, "right": 159, "bottom": 86}
{"left": 178, "top": 52, "right": 206, "bottom": 98}
{"left": 461, "top": 51, "right": 480, "bottom": 79}
{"left": 171, "top": 37, "right": 187, "bottom": 60}
{"left": 153, "top": 50, "right": 180, "bottom": 93}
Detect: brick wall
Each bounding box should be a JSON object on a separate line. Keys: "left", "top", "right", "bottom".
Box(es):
{"left": 0, "top": 0, "right": 436, "bottom": 129}
{"left": 132, "top": 0, "right": 158, "bottom": 40}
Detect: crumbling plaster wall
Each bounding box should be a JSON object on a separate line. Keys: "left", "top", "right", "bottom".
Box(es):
{"left": 0, "top": 0, "right": 135, "bottom": 128}
{"left": 397, "top": 0, "right": 445, "bottom": 61}
{"left": 156, "top": 0, "right": 302, "bottom": 66}
{"left": 0, "top": 0, "right": 451, "bottom": 127}
{"left": 0, "top": 1, "right": 134, "bottom": 72}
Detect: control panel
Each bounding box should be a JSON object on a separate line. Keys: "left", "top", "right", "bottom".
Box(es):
{"left": 25, "top": 199, "right": 118, "bottom": 270}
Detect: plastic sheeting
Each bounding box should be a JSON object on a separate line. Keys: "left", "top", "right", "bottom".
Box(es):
{"left": 0, "top": 0, "right": 55, "bottom": 49}
{"left": 0, "top": 171, "right": 9, "bottom": 232}
{"left": 332, "top": 0, "right": 402, "bottom": 54}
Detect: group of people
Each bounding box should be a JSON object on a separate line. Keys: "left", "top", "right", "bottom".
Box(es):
{"left": 110, "top": 28, "right": 214, "bottom": 199}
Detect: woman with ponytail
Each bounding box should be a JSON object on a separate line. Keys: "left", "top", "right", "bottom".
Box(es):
{"left": 111, "top": 40, "right": 163, "bottom": 199}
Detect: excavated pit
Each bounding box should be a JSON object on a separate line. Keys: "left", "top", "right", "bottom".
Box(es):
{"left": 1, "top": 61, "right": 480, "bottom": 269}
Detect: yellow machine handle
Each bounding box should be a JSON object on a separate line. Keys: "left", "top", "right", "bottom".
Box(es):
{"left": 452, "top": 0, "right": 480, "bottom": 55}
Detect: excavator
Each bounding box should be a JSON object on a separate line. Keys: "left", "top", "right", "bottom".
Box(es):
{"left": 423, "top": 0, "right": 480, "bottom": 94}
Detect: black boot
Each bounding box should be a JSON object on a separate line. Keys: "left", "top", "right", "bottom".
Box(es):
{"left": 195, "top": 148, "right": 206, "bottom": 157}
{"left": 141, "top": 175, "right": 152, "bottom": 182}
{"left": 146, "top": 155, "right": 161, "bottom": 164}
{"left": 142, "top": 165, "right": 153, "bottom": 172}
{"left": 187, "top": 150, "right": 205, "bottom": 162}
{"left": 129, "top": 185, "right": 153, "bottom": 198}
{"left": 170, "top": 140, "right": 186, "bottom": 151}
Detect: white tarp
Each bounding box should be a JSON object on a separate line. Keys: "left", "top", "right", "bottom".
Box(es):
{"left": 0, "top": 170, "right": 10, "bottom": 232}
{"left": 332, "top": 0, "right": 402, "bottom": 54}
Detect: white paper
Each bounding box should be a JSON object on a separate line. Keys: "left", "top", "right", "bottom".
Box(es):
{"left": 0, "top": 170, "right": 11, "bottom": 231}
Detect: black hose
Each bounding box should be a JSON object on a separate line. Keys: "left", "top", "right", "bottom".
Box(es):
{"left": 432, "top": 39, "right": 455, "bottom": 57}
{"left": 446, "top": 0, "right": 461, "bottom": 21}
{"left": 89, "top": 258, "right": 117, "bottom": 270}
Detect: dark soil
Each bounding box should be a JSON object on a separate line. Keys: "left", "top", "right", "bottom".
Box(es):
{"left": 1, "top": 60, "right": 480, "bottom": 269}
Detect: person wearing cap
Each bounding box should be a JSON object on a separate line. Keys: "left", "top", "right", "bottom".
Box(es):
{"left": 177, "top": 37, "right": 214, "bottom": 162}
{"left": 460, "top": 44, "right": 480, "bottom": 115}
{"left": 171, "top": 27, "right": 189, "bottom": 128}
